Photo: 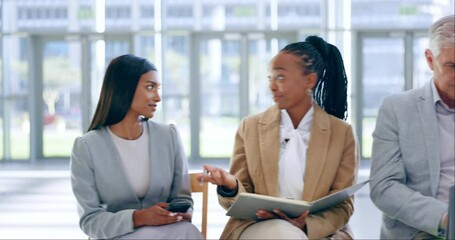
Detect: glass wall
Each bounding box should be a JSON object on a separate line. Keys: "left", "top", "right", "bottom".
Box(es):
{"left": 42, "top": 39, "right": 82, "bottom": 158}
{"left": 199, "top": 35, "right": 241, "bottom": 158}
{"left": 351, "top": 0, "right": 452, "bottom": 29}
{"left": 360, "top": 37, "right": 405, "bottom": 158}
{"left": 1, "top": 36, "right": 30, "bottom": 160}
{"left": 413, "top": 37, "right": 432, "bottom": 88}
{"left": 162, "top": 34, "right": 191, "bottom": 154}
{"left": 0, "top": 0, "right": 453, "bottom": 162}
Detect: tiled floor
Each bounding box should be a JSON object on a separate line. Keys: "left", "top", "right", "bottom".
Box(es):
{"left": 0, "top": 162, "right": 381, "bottom": 239}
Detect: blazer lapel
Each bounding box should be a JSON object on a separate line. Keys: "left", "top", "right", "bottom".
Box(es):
{"left": 258, "top": 106, "right": 280, "bottom": 196}
{"left": 303, "top": 105, "right": 331, "bottom": 201}
{"left": 417, "top": 83, "right": 441, "bottom": 196}
{"left": 101, "top": 127, "right": 141, "bottom": 203}
{"left": 142, "top": 121, "right": 155, "bottom": 200}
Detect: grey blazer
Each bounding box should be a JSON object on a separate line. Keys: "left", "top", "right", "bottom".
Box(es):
{"left": 370, "top": 81, "right": 448, "bottom": 239}
{"left": 70, "top": 121, "right": 192, "bottom": 239}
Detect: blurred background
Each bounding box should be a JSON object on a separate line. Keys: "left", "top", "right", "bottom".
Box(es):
{"left": 0, "top": 0, "right": 453, "bottom": 239}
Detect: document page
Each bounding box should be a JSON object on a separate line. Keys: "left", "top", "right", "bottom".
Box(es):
{"left": 226, "top": 179, "right": 370, "bottom": 221}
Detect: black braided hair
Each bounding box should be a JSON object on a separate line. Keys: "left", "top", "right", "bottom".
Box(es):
{"left": 280, "top": 36, "right": 348, "bottom": 120}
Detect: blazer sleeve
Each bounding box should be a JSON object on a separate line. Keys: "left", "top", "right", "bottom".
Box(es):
{"left": 70, "top": 137, "right": 135, "bottom": 239}
{"left": 369, "top": 97, "right": 446, "bottom": 236}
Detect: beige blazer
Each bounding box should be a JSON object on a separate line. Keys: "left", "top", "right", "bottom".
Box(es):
{"left": 218, "top": 104, "right": 359, "bottom": 239}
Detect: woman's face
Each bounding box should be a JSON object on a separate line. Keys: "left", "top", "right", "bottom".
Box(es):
{"left": 268, "top": 52, "right": 315, "bottom": 111}
{"left": 130, "top": 70, "right": 161, "bottom": 119}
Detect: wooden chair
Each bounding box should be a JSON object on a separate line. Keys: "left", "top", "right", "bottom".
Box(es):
{"left": 189, "top": 173, "right": 208, "bottom": 239}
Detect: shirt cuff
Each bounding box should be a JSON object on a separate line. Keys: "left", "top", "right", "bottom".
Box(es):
{"left": 440, "top": 212, "right": 448, "bottom": 229}
{"left": 438, "top": 212, "right": 448, "bottom": 237}
{"left": 217, "top": 184, "right": 238, "bottom": 197}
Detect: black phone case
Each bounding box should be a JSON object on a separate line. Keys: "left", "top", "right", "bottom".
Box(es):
{"left": 167, "top": 200, "right": 191, "bottom": 213}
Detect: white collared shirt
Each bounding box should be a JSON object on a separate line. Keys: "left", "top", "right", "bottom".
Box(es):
{"left": 278, "top": 106, "right": 314, "bottom": 200}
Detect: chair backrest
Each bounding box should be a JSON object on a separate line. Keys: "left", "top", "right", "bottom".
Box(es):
{"left": 189, "top": 173, "right": 208, "bottom": 239}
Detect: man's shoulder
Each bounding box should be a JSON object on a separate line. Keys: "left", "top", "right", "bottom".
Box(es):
{"left": 385, "top": 86, "right": 423, "bottom": 101}
{"left": 382, "top": 85, "right": 427, "bottom": 108}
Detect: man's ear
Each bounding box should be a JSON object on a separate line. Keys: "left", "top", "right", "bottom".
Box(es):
{"left": 425, "top": 49, "right": 435, "bottom": 71}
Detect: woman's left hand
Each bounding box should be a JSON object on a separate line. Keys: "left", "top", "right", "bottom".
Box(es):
{"left": 256, "top": 209, "right": 309, "bottom": 230}
{"left": 176, "top": 212, "right": 192, "bottom": 222}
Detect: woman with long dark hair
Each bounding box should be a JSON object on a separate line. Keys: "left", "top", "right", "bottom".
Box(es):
{"left": 71, "top": 54, "right": 202, "bottom": 239}
{"left": 199, "top": 36, "right": 358, "bottom": 239}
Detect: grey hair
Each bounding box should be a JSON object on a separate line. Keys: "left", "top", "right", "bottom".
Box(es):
{"left": 428, "top": 15, "right": 455, "bottom": 58}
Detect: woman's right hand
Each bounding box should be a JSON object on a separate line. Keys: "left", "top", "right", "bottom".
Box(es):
{"left": 133, "top": 202, "right": 183, "bottom": 227}
{"left": 197, "top": 165, "right": 237, "bottom": 191}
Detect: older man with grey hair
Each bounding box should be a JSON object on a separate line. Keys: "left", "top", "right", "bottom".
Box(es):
{"left": 370, "top": 15, "right": 454, "bottom": 239}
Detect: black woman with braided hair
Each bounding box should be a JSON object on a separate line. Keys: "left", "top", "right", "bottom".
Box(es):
{"left": 198, "top": 36, "right": 359, "bottom": 239}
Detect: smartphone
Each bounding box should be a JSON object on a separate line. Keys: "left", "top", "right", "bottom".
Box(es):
{"left": 166, "top": 199, "right": 192, "bottom": 213}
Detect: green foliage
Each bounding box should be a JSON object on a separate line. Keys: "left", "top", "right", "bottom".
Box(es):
{"left": 78, "top": 7, "right": 94, "bottom": 20}
{"left": 44, "top": 56, "right": 80, "bottom": 89}
{"left": 399, "top": 5, "right": 418, "bottom": 15}
{"left": 233, "top": 6, "right": 256, "bottom": 17}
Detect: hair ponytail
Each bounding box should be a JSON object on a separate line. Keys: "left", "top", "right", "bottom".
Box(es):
{"left": 310, "top": 37, "right": 348, "bottom": 120}
{"left": 281, "top": 36, "right": 348, "bottom": 120}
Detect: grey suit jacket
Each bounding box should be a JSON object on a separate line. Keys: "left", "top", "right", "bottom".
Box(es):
{"left": 370, "top": 81, "right": 448, "bottom": 239}
{"left": 70, "top": 121, "right": 192, "bottom": 239}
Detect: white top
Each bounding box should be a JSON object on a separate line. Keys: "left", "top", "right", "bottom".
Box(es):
{"left": 108, "top": 124, "right": 150, "bottom": 199}
{"left": 278, "top": 106, "right": 314, "bottom": 200}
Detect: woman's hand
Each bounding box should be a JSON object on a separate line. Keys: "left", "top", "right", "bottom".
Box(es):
{"left": 256, "top": 209, "right": 309, "bottom": 230}
{"left": 196, "top": 165, "right": 237, "bottom": 191}
{"left": 133, "top": 202, "right": 185, "bottom": 227}
{"left": 177, "top": 212, "right": 192, "bottom": 222}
